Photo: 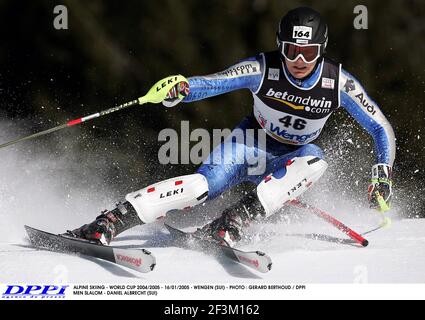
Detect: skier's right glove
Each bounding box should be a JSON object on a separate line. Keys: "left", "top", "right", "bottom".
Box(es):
{"left": 162, "top": 81, "right": 190, "bottom": 108}
{"left": 368, "top": 163, "right": 393, "bottom": 211}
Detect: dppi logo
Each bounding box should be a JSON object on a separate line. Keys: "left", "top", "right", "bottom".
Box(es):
{"left": 2, "top": 285, "right": 68, "bottom": 299}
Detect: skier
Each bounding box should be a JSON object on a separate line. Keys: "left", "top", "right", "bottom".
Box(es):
{"left": 65, "top": 7, "right": 395, "bottom": 247}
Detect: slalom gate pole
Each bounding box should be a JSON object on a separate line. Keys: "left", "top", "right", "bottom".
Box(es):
{"left": 289, "top": 199, "right": 369, "bottom": 247}
{"left": 0, "top": 75, "right": 188, "bottom": 150}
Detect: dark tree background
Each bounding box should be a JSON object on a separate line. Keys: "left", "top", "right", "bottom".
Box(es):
{"left": 0, "top": 1, "right": 424, "bottom": 216}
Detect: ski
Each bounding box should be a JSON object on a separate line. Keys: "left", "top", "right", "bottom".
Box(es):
{"left": 164, "top": 224, "right": 272, "bottom": 273}
{"left": 25, "top": 225, "right": 156, "bottom": 273}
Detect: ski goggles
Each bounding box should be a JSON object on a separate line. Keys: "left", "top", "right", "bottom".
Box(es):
{"left": 279, "top": 41, "right": 322, "bottom": 63}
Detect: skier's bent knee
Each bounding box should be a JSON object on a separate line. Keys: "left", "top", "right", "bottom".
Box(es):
{"left": 257, "top": 155, "right": 328, "bottom": 216}
{"left": 195, "top": 155, "right": 328, "bottom": 247}
{"left": 66, "top": 173, "right": 209, "bottom": 245}
{"left": 67, "top": 157, "right": 325, "bottom": 246}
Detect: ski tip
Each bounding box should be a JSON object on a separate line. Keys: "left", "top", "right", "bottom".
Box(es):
{"left": 143, "top": 249, "right": 156, "bottom": 271}
{"left": 24, "top": 225, "right": 39, "bottom": 242}
{"left": 362, "top": 239, "right": 369, "bottom": 247}
{"left": 255, "top": 251, "right": 266, "bottom": 256}
{"left": 142, "top": 248, "right": 152, "bottom": 255}
{"left": 164, "top": 223, "right": 175, "bottom": 232}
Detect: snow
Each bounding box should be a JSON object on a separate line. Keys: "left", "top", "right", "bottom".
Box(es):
{"left": 0, "top": 122, "right": 424, "bottom": 294}
{"left": 1, "top": 214, "right": 425, "bottom": 284}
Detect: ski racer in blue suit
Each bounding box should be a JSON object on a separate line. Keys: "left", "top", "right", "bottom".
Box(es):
{"left": 66, "top": 7, "right": 395, "bottom": 247}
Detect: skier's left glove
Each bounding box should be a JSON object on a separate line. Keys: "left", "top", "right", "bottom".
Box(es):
{"left": 162, "top": 81, "right": 190, "bottom": 108}
{"left": 368, "top": 163, "right": 393, "bottom": 211}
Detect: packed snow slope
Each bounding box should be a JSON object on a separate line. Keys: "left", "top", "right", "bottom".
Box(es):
{"left": 0, "top": 121, "right": 423, "bottom": 284}
{"left": 1, "top": 209, "right": 424, "bottom": 283}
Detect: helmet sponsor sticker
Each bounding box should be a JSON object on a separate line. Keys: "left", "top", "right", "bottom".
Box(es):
{"left": 293, "top": 26, "right": 312, "bottom": 40}
{"left": 295, "top": 39, "right": 309, "bottom": 44}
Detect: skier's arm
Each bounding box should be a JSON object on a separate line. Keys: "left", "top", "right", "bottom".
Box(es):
{"left": 183, "top": 56, "right": 264, "bottom": 102}
{"left": 339, "top": 69, "right": 395, "bottom": 209}
{"left": 163, "top": 55, "right": 264, "bottom": 107}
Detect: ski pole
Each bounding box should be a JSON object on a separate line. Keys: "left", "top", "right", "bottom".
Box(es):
{"left": 375, "top": 191, "right": 392, "bottom": 227}
{"left": 0, "top": 75, "right": 188, "bottom": 150}
{"left": 334, "top": 193, "right": 392, "bottom": 237}
{"left": 289, "top": 200, "right": 369, "bottom": 247}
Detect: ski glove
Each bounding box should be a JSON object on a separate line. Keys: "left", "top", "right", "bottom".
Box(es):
{"left": 162, "top": 81, "right": 190, "bottom": 108}
{"left": 368, "top": 163, "right": 393, "bottom": 211}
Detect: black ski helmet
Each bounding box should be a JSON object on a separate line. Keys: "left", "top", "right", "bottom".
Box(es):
{"left": 276, "top": 7, "right": 328, "bottom": 56}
